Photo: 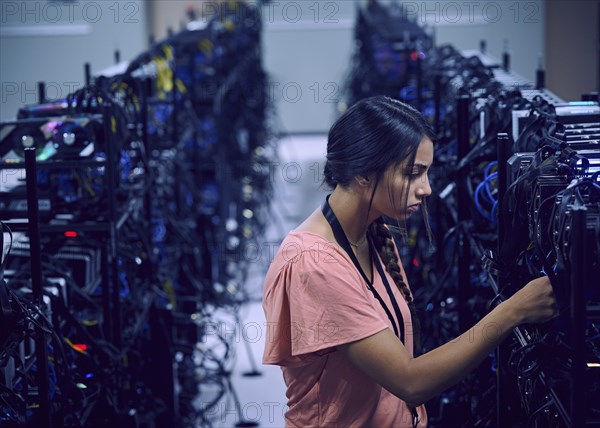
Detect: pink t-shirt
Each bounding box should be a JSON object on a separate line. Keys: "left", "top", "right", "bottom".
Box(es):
{"left": 262, "top": 231, "right": 428, "bottom": 427}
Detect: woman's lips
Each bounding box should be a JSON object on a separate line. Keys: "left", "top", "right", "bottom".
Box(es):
{"left": 407, "top": 204, "right": 421, "bottom": 214}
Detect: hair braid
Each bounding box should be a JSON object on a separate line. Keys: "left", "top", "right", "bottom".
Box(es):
{"left": 369, "top": 219, "right": 421, "bottom": 355}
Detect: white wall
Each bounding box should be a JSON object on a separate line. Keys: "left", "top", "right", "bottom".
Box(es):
{"left": 0, "top": 0, "right": 149, "bottom": 121}
{"left": 262, "top": 1, "right": 357, "bottom": 135}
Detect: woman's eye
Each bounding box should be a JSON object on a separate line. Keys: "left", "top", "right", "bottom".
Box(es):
{"left": 405, "top": 166, "right": 428, "bottom": 180}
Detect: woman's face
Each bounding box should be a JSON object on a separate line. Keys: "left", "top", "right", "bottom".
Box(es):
{"left": 371, "top": 137, "right": 434, "bottom": 220}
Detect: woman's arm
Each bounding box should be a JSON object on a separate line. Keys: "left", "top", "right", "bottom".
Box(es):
{"left": 338, "top": 276, "right": 557, "bottom": 408}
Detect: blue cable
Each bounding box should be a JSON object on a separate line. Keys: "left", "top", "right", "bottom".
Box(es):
{"left": 484, "top": 161, "right": 498, "bottom": 179}
{"left": 474, "top": 180, "right": 489, "bottom": 220}
{"left": 480, "top": 179, "right": 494, "bottom": 204}
{"left": 484, "top": 172, "right": 498, "bottom": 203}
{"left": 475, "top": 165, "right": 499, "bottom": 223}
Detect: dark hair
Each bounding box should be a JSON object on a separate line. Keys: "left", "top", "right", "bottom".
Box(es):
{"left": 324, "top": 96, "right": 434, "bottom": 189}
{"left": 324, "top": 96, "right": 434, "bottom": 354}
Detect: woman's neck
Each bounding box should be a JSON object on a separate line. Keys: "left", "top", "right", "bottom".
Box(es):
{"left": 327, "top": 186, "right": 379, "bottom": 246}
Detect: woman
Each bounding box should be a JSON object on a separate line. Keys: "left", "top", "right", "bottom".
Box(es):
{"left": 262, "top": 96, "right": 557, "bottom": 427}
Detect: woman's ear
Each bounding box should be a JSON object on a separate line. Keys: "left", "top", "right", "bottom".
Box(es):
{"left": 355, "top": 175, "right": 371, "bottom": 187}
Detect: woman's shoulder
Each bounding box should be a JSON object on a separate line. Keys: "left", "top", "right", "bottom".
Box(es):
{"left": 272, "top": 208, "right": 339, "bottom": 257}
{"left": 293, "top": 207, "right": 335, "bottom": 241}
{"left": 266, "top": 210, "right": 352, "bottom": 278}
{"left": 275, "top": 229, "right": 344, "bottom": 268}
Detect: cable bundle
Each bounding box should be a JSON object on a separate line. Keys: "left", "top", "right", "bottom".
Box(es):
{"left": 1, "top": 2, "right": 274, "bottom": 426}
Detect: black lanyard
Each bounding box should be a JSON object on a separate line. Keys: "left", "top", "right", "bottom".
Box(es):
{"left": 321, "top": 196, "right": 405, "bottom": 344}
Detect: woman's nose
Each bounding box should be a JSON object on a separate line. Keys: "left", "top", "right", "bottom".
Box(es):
{"left": 416, "top": 177, "right": 431, "bottom": 197}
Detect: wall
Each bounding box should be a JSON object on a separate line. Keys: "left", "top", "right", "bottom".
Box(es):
{"left": 545, "top": 0, "right": 599, "bottom": 101}
{"left": 0, "top": 0, "right": 149, "bottom": 121}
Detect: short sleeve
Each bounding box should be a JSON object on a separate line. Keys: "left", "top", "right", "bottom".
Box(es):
{"left": 262, "top": 235, "right": 389, "bottom": 366}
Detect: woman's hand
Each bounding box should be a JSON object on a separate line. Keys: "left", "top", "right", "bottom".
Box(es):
{"left": 505, "top": 276, "right": 558, "bottom": 325}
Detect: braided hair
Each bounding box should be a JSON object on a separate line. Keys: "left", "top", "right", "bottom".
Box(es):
{"left": 369, "top": 218, "right": 421, "bottom": 355}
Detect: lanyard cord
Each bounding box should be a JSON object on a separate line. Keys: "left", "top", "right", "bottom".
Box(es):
{"left": 321, "top": 196, "right": 405, "bottom": 344}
